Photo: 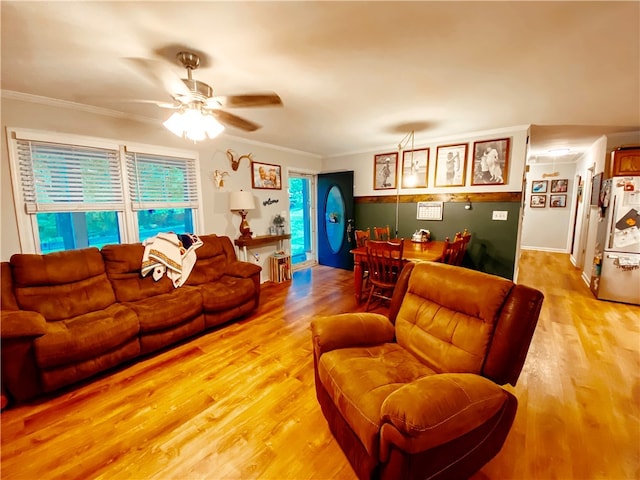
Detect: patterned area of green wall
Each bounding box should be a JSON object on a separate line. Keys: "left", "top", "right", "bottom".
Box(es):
{"left": 355, "top": 200, "right": 521, "bottom": 279}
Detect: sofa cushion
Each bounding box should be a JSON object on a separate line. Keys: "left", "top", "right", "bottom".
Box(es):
{"left": 395, "top": 262, "right": 513, "bottom": 374}
{"left": 10, "top": 248, "right": 117, "bottom": 321}
{"left": 199, "top": 275, "right": 255, "bottom": 312}
{"left": 101, "top": 243, "right": 174, "bottom": 302}
{"left": 380, "top": 373, "right": 509, "bottom": 451}
{"left": 186, "top": 234, "right": 229, "bottom": 285}
{"left": 124, "top": 285, "right": 203, "bottom": 333}
{"left": 34, "top": 303, "right": 139, "bottom": 369}
{"left": 318, "top": 344, "right": 436, "bottom": 457}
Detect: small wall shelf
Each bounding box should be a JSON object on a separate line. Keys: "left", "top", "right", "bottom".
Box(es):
{"left": 234, "top": 234, "right": 291, "bottom": 262}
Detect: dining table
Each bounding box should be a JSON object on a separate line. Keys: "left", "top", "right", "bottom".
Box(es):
{"left": 350, "top": 238, "right": 445, "bottom": 304}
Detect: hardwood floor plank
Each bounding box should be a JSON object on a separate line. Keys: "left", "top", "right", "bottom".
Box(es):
{"left": 2, "top": 251, "right": 638, "bottom": 479}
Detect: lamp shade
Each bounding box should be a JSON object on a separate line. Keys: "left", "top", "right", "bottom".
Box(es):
{"left": 229, "top": 190, "right": 255, "bottom": 211}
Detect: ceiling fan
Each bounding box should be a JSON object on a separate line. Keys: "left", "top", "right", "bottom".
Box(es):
{"left": 128, "top": 51, "right": 282, "bottom": 136}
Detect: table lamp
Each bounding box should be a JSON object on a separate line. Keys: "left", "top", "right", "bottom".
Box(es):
{"left": 229, "top": 190, "right": 256, "bottom": 239}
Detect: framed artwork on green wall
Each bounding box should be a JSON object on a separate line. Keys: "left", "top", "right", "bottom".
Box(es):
{"left": 401, "top": 148, "right": 429, "bottom": 188}
{"left": 435, "top": 144, "right": 467, "bottom": 187}
{"left": 373, "top": 152, "right": 398, "bottom": 190}
{"left": 471, "top": 137, "right": 510, "bottom": 185}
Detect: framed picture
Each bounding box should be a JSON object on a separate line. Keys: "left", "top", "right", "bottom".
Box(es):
{"left": 251, "top": 161, "right": 282, "bottom": 190}
{"left": 530, "top": 194, "right": 546, "bottom": 208}
{"left": 551, "top": 178, "right": 569, "bottom": 193}
{"left": 434, "top": 144, "right": 467, "bottom": 187}
{"left": 531, "top": 180, "right": 548, "bottom": 193}
{"left": 401, "top": 148, "right": 429, "bottom": 188}
{"left": 471, "top": 138, "right": 511, "bottom": 185}
{"left": 373, "top": 152, "right": 398, "bottom": 190}
{"left": 550, "top": 194, "right": 567, "bottom": 208}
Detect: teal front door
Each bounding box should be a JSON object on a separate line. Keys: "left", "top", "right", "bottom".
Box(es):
{"left": 317, "top": 171, "right": 354, "bottom": 270}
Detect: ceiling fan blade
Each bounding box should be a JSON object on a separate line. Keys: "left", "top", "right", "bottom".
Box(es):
{"left": 207, "top": 93, "right": 283, "bottom": 109}
{"left": 108, "top": 98, "right": 179, "bottom": 108}
{"left": 122, "top": 57, "right": 191, "bottom": 98}
{"left": 211, "top": 110, "right": 261, "bottom": 132}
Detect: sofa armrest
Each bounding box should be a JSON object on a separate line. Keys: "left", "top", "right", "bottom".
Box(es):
{"left": 311, "top": 313, "right": 395, "bottom": 359}
{"left": 379, "top": 373, "right": 510, "bottom": 460}
{"left": 224, "top": 260, "right": 262, "bottom": 279}
{"left": 1, "top": 310, "right": 46, "bottom": 339}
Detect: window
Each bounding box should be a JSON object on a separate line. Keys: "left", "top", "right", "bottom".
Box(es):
{"left": 7, "top": 128, "right": 202, "bottom": 253}
{"left": 126, "top": 150, "right": 200, "bottom": 242}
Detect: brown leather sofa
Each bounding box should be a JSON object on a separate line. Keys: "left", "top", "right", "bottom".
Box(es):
{"left": 311, "top": 261, "right": 543, "bottom": 480}
{"left": 1, "top": 234, "right": 261, "bottom": 404}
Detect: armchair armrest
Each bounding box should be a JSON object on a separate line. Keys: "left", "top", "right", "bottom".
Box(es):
{"left": 224, "top": 260, "right": 262, "bottom": 279}
{"left": 311, "top": 313, "right": 395, "bottom": 359}
{"left": 379, "top": 373, "right": 510, "bottom": 460}
{"left": 1, "top": 310, "right": 46, "bottom": 339}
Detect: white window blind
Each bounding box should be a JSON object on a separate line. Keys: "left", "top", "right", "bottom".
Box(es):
{"left": 126, "top": 151, "right": 199, "bottom": 210}
{"left": 16, "top": 139, "right": 124, "bottom": 213}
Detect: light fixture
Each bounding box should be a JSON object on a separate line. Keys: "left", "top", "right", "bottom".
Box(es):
{"left": 229, "top": 190, "right": 256, "bottom": 239}
{"left": 465, "top": 196, "right": 472, "bottom": 210}
{"left": 396, "top": 130, "right": 416, "bottom": 237}
{"left": 547, "top": 148, "right": 571, "bottom": 157}
{"left": 163, "top": 106, "right": 225, "bottom": 142}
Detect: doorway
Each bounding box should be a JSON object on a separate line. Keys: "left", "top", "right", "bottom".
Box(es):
{"left": 317, "top": 171, "right": 355, "bottom": 270}
{"left": 289, "top": 172, "right": 316, "bottom": 270}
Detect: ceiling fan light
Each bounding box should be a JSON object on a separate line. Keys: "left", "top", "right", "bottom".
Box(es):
{"left": 163, "top": 111, "right": 186, "bottom": 137}
{"left": 162, "top": 108, "right": 224, "bottom": 141}
{"left": 202, "top": 113, "right": 225, "bottom": 139}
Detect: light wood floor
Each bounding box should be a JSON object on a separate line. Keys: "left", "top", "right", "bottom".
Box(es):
{"left": 1, "top": 251, "right": 638, "bottom": 479}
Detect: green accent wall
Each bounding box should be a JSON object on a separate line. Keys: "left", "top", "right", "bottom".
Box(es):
{"left": 355, "top": 200, "right": 521, "bottom": 279}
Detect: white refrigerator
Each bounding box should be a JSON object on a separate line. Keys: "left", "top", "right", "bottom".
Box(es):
{"left": 590, "top": 176, "right": 640, "bottom": 305}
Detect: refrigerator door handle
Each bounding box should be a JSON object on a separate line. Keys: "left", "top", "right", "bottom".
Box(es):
{"left": 607, "top": 195, "right": 618, "bottom": 250}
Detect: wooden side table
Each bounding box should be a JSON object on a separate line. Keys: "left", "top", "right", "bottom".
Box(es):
{"left": 233, "top": 234, "right": 291, "bottom": 262}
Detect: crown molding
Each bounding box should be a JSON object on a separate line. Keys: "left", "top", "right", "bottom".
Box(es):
{"left": 1, "top": 90, "right": 158, "bottom": 124}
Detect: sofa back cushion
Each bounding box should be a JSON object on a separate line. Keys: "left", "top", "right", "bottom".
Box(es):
{"left": 186, "top": 234, "right": 234, "bottom": 285}
{"left": 1, "top": 262, "right": 19, "bottom": 311}
{"left": 10, "top": 248, "right": 117, "bottom": 321}
{"left": 101, "top": 243, "right": 173, "bottom": 302}
{"left": 395, "top": 262, "right": 513, "bottom": 375}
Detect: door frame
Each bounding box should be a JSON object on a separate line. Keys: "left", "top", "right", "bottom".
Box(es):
{"left": 288, "top": 170, "right": 317, "bottom": 271}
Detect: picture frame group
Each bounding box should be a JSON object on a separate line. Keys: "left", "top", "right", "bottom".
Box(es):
{"left": 373, "top": 136, "right": 512, "bottom": 190}
{"left": 529, "top": 178, "right": 569, "bottom": 208}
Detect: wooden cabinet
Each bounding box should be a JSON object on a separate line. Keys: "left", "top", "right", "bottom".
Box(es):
{"left": 611, "top": 147, "right": 640, "bottom": 176}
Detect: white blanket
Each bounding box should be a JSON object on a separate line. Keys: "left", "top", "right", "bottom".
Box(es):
{"left": 141, "top": 232, "right": 203, "bottom": 287}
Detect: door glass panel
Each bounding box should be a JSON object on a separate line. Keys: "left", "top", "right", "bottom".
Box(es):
{"left": 325, "top": 185, "right": 345, "bottom": 253}
{"left": 289, "top": 177, "right": 313, "bottom": 265}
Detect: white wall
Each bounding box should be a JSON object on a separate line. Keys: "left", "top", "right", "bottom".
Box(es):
{"left": 521, "top": 162, "right": 577, "bottom": 252}
{"left": 1, "top": 95, "right": 322, "bottom": 281}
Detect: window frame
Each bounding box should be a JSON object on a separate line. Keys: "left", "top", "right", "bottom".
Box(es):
{"left": 7, "top": 127, "right": 204, "bottom": 253}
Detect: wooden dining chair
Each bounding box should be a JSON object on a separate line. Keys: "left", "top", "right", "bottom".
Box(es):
{"left": 373, "top": 225, "right": 391, "bottom": 241}
{"left": 354, "top": 228, "right": 371, "bottom": 247}
{"left": 354, "top": 228, "right": 371, "bottom": 287}
{"left": 365, "top": 240, "right": 404, "bottom": 311}
{"left": 453, "top": 229, "right": 471, "bottom": 266}
{"left": 441, "top": 236, "right": 464, "bottom": 266}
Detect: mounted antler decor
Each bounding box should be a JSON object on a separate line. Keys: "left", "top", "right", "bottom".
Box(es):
{"left": 213, "top": 170, "right": 229, "bottom": 188}
{"left": 226, "top": 149, "right": 254, "bottom": 171}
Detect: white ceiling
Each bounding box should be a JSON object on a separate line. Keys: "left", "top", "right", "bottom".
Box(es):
{"left": 2, "top": 1, "right": 639, "bottom": 160}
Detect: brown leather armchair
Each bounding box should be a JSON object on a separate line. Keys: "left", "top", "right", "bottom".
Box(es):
{"left": 311, "top": 261, "right": 543, "bottom": 480}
